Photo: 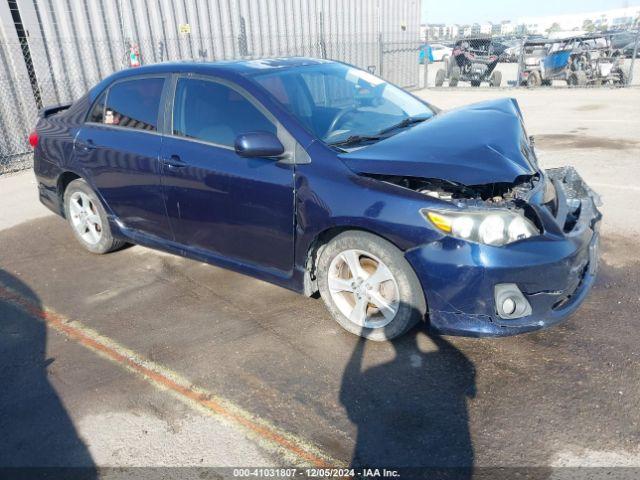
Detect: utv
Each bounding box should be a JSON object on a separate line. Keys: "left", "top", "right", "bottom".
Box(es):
{"left": 435, "top": 36, "right": 502, "bottom": 87}
{"left": 519, "top": 35, "right": 627, "bottom": 87}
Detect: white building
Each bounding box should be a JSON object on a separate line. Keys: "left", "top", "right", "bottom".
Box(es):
{"left": 516, "top": 6, "right": 640, "bottom": 34}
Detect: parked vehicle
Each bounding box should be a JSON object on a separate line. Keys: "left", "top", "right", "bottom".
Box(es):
{"left": 519, "top": 35, "right": 627, "bottom": 87}
{"left": 519, "top": 39, "right": 554, "bottom": 87}
{"left": 419, "top": 43, "right": 452, "bottom": 64}
{"left": 605, "top": 30, "right": 638, "bottom": 49}
{"left": 435, "top": 37, "right": 502, "bottom": 87}
{"left": 622, "top": 41, "right": 640, "bottom": 58}
{"left": 501, "top": 43, "right": 521, "bottom": 63}
{"left": 31, "top": 58, "right": 601, "bottom": 340}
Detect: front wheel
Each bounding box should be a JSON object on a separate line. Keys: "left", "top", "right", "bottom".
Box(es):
{"left": 63, "top": 178, "right": 125, "bottom": 254}
{"left": 527, "top": 70, "right": 542, "bottom": 87}
{"left": 317, "top": 231, "right": 426, "bottom": 341}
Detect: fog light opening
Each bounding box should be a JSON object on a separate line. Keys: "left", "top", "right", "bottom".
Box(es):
{"left": 495, "top": 283, "right": 532, "bottom": 320}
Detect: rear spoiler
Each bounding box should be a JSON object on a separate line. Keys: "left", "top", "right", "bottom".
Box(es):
{"left": 38, "top": 103, "right": 72, "bottom": 118}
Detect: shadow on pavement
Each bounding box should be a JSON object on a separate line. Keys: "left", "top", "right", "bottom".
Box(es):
{"left": 340, "top": 318, "right": 476, "bottom": 474}
{"left": 0, "top": 269, "right": 95, "bottom": 476}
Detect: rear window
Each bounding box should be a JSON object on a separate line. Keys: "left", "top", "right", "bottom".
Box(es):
{"left": 87, "top": 90, "right": 106, "bottom": 123}
{"left": 92, "top": 77, "right": 164, "bottom": 131}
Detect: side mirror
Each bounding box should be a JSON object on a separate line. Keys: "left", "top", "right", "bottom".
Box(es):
{"left": 234, "top": 131, "right": 284, "bottom": 158}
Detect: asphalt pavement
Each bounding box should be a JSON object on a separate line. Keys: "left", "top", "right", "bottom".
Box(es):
{"left": 1, "top": 87, "right": 639, "bottom": 477}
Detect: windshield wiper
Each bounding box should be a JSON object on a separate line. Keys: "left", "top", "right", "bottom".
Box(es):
{"left": 328, "top": 134, "right": 383, "bottom": 148}
{"left": 376, "top": 116, "right": 429, "bottom": 136}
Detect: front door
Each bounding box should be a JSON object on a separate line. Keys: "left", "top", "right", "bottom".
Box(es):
{"left": 160, "top": 76, "right": 295, "bottom": 273}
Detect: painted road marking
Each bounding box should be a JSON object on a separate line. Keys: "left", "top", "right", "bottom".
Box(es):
{"left": 0, "top": 284, "right": 338, "bottom": 468}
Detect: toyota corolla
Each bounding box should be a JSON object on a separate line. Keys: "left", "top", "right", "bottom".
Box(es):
{"left": 31, "top": 58, "right": 602, "bottom": 341}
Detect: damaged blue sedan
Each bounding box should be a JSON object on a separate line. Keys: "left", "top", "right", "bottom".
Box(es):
{"left": 32, "top": 58, "right": 602, "bottom": 340}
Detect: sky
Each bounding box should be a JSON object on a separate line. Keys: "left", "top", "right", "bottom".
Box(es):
{"left": 421, "top": 0, "right": 640, "bottom": 24}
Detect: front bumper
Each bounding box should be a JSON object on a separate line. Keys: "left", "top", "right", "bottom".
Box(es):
{"left": 405, "top": 167, "right": 602, "bottom": 337}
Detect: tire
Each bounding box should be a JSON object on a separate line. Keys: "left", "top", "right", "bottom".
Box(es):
{"left": 568, "top": 71, "right": 587, "bottom": 86}
{"left": 490, "top": 70, "right": 502, "bottom": 87}
{"left": 541, "top": 79, "right": 552, "bottom": 86}
{"left": 470, "top": 80, "right": 481, "bottom": 87}
{"left": 317, "top": 231, "right": 426, "bottom": 341}
{"left": 435, "top": 69, "right": 445, "bottom": 87}
{"left": 449, "top": 65, "right": 460, "bottom": 87}
{"left": 442, "top": 55, "right": 449, "bottom": 72}
{"left": 527, "top": 70, "right": 541, "bottom": 87}
{"left": 63, "top": 178, "right": 125, "bottom": 254}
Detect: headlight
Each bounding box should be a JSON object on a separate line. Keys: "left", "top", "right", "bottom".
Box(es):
{"left": 422, "top": 208, "right": 539, "bottom": 246}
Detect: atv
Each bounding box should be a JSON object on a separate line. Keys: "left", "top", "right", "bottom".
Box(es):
{"left": 435, "top": 36, "right": 502, "bottom": 87}
{"left": 519, "top": 35, "right": 627, "bottom": 87}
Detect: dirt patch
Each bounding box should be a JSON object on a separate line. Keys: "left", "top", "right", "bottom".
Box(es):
{"left": 574, "top": 104, "right": 605, "bottom": 112}
{"left": 535, "top": 133, "right": 639, "bottom": 151}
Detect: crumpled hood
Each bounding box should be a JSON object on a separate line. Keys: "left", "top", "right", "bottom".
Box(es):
{"left": 338, "top": 98, "right": 539, "bottom": 186}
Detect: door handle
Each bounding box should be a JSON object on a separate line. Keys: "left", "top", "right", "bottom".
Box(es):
{"left": 76, "top": 139, "right": 97, "bottom": 151}
{"left": 162, "top": 154, "right": 187, "bottom": 168}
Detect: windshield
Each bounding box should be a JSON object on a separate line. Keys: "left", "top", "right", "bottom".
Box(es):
{"left": 252, "top": 63, "right": 434, "bottom": 145}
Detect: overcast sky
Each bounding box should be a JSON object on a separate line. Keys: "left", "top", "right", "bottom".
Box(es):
{"left": 420, "top": 0, "right": 640, "bottom": 24}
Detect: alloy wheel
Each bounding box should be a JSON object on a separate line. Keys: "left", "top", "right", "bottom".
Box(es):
{"left": 327, "top": 249, "right": 400, "bottom": 329}
{"left": 69, "top": 191, "right": 103, "bottom": 245}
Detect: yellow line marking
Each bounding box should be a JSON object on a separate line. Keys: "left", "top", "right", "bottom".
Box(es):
{"left": 0, "top": 284, "right": 339, "bottom": 468}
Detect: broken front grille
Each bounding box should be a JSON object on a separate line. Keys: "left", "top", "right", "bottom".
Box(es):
{"left": 544, "top": 167, "right": 601, "bottom": 234}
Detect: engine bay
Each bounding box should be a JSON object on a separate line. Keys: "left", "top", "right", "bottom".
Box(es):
{"left": 376, "top": 174, "right": 539, "bottom": 208}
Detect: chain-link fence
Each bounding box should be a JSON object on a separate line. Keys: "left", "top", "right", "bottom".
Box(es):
{"left": 0, "top": 34, "right": 422, "bottom": 174}
{"left": 420, "top": 31, "right": 640, "bottom": 89}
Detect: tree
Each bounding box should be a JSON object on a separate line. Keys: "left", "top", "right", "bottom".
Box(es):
{"left": 546, "top": 22, "right": 561, "bottom": 34}
{"left": 582, "top": 19, "right": 596, "bottom": 33}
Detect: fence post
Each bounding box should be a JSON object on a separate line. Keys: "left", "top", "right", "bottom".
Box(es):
{"left": 238, "top": 16, "right": 249, "bottom": 57}
{"left": 422, "top": 30, "right": 429, "bottom": 88}
{"left": 318, "top": 11, "right": 327, "bottom": 59}
{"left": 628, "top": 29, "right": 639, "bottom": 86}
{"left": 378, "top": 32, "right": 384, "bottom": 78}
{"left": 515, "top": 37, "right": 526, "bottom": 87}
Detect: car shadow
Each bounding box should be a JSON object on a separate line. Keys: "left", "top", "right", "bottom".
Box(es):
{"left": 339, "top": 315, "right": 476, "bottom": 475}
{"left": 0, "top": 269, "right": 96, "bottom": 476}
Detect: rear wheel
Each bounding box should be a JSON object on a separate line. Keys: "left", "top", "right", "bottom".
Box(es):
{"left": 317, "top": 231, "right": 426, "bottom": 341}
{"left": 63, "top": 178, "right": 125, "bottom": 254}
{"left": 435, "top": 69, "right": 445, "bottom": 87}
{"left": 449, "top": 65, "right": 460, "bottom": 87}
{"left": 568, "top": 71, "right": 587, "bottom": 86}
{"left": 470, "top": 80, "right": 481, "bottom": 87}
{"left": 490, "top": 70, "right": 502, "bottom": 87}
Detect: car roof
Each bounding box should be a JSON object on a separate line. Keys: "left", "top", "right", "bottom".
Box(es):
{"left": 108, "top": 57, "right": 334, "bottom": 81}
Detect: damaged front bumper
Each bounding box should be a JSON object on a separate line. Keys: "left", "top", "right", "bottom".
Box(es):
{"left": 405, "top": 167, "right": 602, "bottom": 337}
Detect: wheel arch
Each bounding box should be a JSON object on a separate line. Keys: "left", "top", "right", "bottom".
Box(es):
{"left": 56, "top": 171, "right": 82, "bottom": 218}
{"left": 301, "top": 225, "right": 407, "bottom": 297}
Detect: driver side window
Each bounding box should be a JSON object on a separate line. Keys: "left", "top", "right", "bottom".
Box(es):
{"left": 172, "top": 78, "right": 276, "bottom": 147}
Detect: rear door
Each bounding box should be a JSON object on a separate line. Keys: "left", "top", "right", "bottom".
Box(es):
{"left": 159, "top": 75, "right": 295, "bottom": 273}
{"left": 74, "top": 75, "right": 172, "bottom": 239}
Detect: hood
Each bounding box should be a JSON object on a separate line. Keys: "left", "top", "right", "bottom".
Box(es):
{"left": 338, "top": 98, "right": 539, "bottom": 186}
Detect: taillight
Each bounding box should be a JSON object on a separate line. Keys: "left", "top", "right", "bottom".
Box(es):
{"left": 28, "top": 131, "right": 38, "bottom": 147}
